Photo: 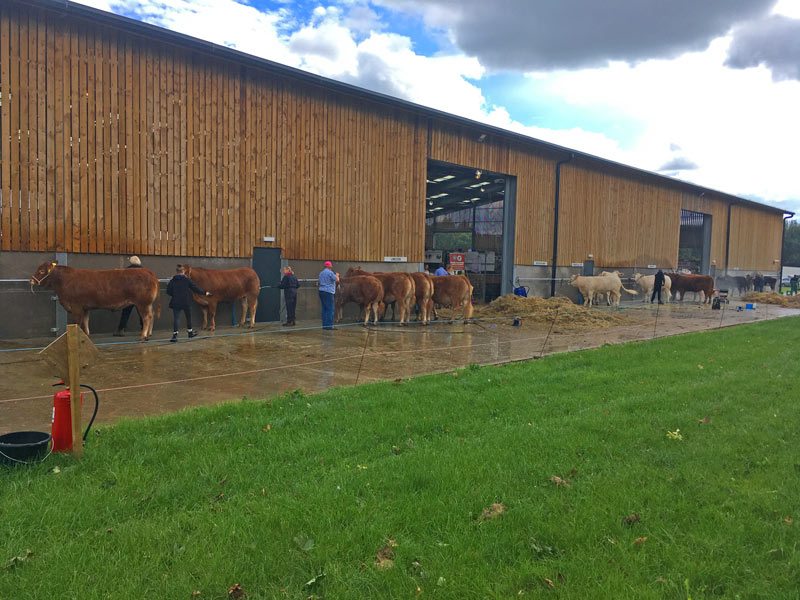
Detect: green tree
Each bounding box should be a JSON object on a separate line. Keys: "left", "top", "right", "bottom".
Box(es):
{"left": 783, "top": 220, "right": 800, "bottom": 266}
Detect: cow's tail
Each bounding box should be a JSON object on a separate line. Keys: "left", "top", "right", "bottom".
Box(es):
{"left": 622, "top": 286, "right": 639, "bottom": 295}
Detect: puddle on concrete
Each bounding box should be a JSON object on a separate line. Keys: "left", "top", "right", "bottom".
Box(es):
{"left": 1, "top": 302, "right": 796, "bottom": 434}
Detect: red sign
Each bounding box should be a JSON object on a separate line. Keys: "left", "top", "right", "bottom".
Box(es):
{"left": 449, "top": 253, "right": 465, "bottom": 271}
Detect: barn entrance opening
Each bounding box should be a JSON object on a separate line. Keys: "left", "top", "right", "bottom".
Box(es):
{"left": 424, "top": 160, "right": 515, "bottom": 303}
{"left": 678, "top": 209, "right": 712, "bottom": 274}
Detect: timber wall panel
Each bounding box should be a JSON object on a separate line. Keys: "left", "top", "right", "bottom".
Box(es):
{"left": 558, "top": 164, "right": 682, "bottom": 268}
{"left": 728, "top": 206, "right": 783, "bottom": 272}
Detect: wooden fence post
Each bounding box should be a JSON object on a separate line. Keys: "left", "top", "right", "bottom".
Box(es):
{"left": 66, "top": 324, "right": 83, "bottom": 458}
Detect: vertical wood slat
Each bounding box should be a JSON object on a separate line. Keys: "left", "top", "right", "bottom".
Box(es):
{"left": 77, "top": 25, "right": 88, "bottom": 253}
{"left": 0, "top": 6, "right": 12, "bottom": 250}
{"left": 18, "top": 9, "right": 29, "bottom": 249}
{"left": 45, "top": 12, "right": 56, "bottom": 250}
{"left": 31, "top": 15, "right": 46, "bottom": 250}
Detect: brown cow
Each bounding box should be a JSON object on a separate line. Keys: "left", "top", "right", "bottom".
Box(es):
{"left": 29, "top": 261, "right": 160, "bottom": 340}
{"left": 182, "top": 265, "right": 260, "bottom": 331}
{"left": 345, "top": 268, "right": 415, "bottom": 325}
{"left": 410, "top": 271, "right": 434, "bottom": 325}
{"left": 335, "top": 275, "right": 384, "bottom": 325}
{"left": 430, "top": 275, "right": 474, "bottom": 322}
{"left": 667, "top": 273, "right": 715, "bottom": 304}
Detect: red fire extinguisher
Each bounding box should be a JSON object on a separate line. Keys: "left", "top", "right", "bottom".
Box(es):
{"left": 51, "top": 383, "right": 100, "bottom": 453}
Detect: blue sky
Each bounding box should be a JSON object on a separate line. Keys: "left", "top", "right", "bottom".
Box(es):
{"left": 78, "top": 0, "right": 800, "bottom": 216}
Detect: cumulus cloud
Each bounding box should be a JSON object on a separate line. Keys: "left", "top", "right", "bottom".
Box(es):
{"left": 376, "top": 0, "right": 776, "bottom": 70}
{"left": 659, "top": 157, "right": 699, "bottom": 171}
{"left": 726, "top": 15, "right": 800, "bottom": 80}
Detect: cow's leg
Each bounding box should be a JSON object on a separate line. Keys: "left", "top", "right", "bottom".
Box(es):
{"left": 248, "top": 296, "right": 258, "bottom": 328}
{"left": 200, "top": 306, "right": 209, "bottom": 330}
{"left": 362, "top": 302, "right": 371, "bottom": 326}
{"left": 237, "top": 297, "right": 248, "bottom": 327}
{"left": 78, "top": 311, "right": 90, "bottom": 336}
{"left": 138, "top": 304, "right": 153, "bottom": 340}
{"left": 207, "top": 300, "right": 218, "bottom": 332}
{"left": 463, "top": 299, "right": 474, "bottom": 322}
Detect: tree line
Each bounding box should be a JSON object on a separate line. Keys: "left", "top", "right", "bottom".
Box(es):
{"left": 784, "top": 220, "right": 800, "bottom": 267}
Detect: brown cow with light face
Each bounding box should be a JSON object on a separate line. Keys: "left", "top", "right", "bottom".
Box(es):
{"left": 29, "top": 261, "right": 160, "bottom": 340}
{"left": 335, "top": 275, "right": 384, "bottom": 325}
{"left": 181, "top": 265, "right": 260, "bottom": 331}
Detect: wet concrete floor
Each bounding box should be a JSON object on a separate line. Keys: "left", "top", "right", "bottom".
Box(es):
{"left": 1, "top": 301, "right": 797, "bottom": 434}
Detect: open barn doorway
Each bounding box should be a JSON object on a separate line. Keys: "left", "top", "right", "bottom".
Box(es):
{"left": 424, "top": 160, "right": 516, "bottom": 303}
{"left": 678, "top": 209, "right": 712, "bottom": 274}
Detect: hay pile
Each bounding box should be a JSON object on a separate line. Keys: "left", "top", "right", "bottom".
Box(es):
{"left": 473, "top": 295, "right": 631, "bottom": 329}
{"left": 742, "top": 292, "right": 800, "bottom": 308}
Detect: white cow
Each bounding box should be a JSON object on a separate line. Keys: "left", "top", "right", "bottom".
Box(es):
{"left": 633, "top": 272, "right": 672, "bottom": 303}
{"left": 570, "top": 273, "right": 638, "bottom": 307}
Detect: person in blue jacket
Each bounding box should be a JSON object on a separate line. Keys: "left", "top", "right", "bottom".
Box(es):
{"left": 318, "top": 260, "right": 339, "bottom": 330}
{"left": 166, "top": 264, "right": 211, "bottom": 342}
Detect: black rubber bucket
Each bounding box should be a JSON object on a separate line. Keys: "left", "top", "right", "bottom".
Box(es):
{"left": 0, "top": 431, "right": 52, "bottom": 467}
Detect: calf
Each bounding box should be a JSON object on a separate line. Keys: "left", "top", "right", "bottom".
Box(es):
{"left": 182, "top": 265, "right": 260, "bottom": 331}
{"left": 335, "top": 275, "right": 384, "bottom": 325}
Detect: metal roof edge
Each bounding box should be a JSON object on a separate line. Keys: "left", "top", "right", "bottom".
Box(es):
{"left": 20, "top": 0, "right": 795, "bottom": 218}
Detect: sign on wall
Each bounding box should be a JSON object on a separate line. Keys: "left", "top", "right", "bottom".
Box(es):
{"left": 449, "top": 253, "right": 466, "bottom": 271}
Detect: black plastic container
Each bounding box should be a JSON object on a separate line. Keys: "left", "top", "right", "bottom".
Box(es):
{"left": 0, "top": 431, "right": 51, "bottom": 467}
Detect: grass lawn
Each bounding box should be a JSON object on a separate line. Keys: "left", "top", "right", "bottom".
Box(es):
{"left": 2, "top": 318, "right": 799, "bottom": 599}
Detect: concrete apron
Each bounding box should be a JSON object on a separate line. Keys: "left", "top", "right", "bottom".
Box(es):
{"left": 1, "top": 301, "right": 797, "bottom": 435}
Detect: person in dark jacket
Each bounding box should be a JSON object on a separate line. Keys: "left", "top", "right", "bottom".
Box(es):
{"left": 651, "top": 269, "right": 666, "bottom": 305}
{"left": 277, "top": 265, "right": 300, "bottom": 326}
{"left": 113, "top": 256, "right": 144, "bottom": 336}
{"left": 754, "top": 272, "right": 764, "bottom": 292}
{"left": 166, "top": 264, "right": 210, "bottom": 342}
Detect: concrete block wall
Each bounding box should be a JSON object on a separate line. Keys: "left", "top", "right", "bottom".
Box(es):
{"left": 0, "top": 252, "right": 249, "bottom": 339}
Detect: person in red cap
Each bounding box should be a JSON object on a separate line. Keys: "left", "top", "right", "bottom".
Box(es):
{"left": 318, "top": 260, "right": 339, "bottom": 329}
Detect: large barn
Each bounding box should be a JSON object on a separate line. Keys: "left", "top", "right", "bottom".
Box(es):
{"left": 0, "top": 0, "right": 793, "bottom": 337}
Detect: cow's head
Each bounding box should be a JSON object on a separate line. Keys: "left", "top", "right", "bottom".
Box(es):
{"left": 633, "top": 272, "right": 642, "bottom": 282}
{"left": 569, "top": 274, "right": 578, "bottom": 283}
{"left": 182, "top": 264, "right": 193, "bottom": 277}
{"left": 30, "top": 261, "right": 58, "bottom": 287}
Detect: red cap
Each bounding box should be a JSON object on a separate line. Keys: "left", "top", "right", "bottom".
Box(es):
{"left": 324, "top": 260, "right": 333, "bottom": 267}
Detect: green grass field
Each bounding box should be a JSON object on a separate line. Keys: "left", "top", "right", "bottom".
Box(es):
{"left": 2, "top": 318, "right": 799, "bottom": 599}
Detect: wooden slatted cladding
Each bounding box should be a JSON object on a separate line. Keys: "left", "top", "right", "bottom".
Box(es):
{"left": 0, "top": 3, "right": 426, "bottom": 260}
{"left": 728, "top": 205, "right": 784, "bottom": 271}
{"left": 557, "top": 164, "right": 683, "bottom": 268}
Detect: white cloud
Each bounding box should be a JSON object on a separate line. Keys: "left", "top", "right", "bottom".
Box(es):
{"left": 527, "top": 37, "right": 800, "bottom": 204}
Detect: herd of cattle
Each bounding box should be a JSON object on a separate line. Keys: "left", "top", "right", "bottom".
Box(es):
{"left": 569, "top": 270, "right": 778, "bottom": 307}
{"left": 27, "top": 260, "right": 779, "bottom": 342}
{"left": 27, "top": 261, "right": 475, "bottom": 341}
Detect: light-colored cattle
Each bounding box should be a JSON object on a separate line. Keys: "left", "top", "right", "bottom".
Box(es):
{"left": 633, "top": 272, "right": 672, "bottom": 303}
{"left": 570, "top": 273, "right": 638, "bottom": 307}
